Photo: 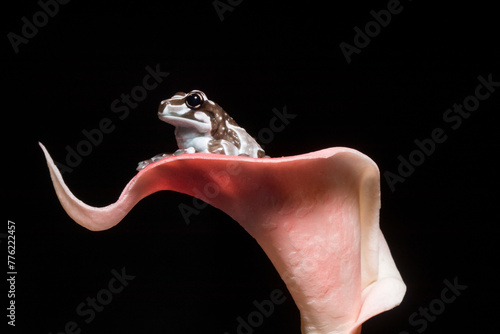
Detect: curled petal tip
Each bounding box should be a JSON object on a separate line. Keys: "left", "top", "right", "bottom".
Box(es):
{"left": 40, "top": 143, "right": 133, "bottom": 231}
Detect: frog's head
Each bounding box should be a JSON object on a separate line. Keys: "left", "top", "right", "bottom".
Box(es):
{"left": 158, "top": 90, "right": 236, "bottom": 137}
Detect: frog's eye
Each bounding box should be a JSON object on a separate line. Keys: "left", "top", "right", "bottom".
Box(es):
{"left": 185, "top": 92, "right": 204, "bottom": 109}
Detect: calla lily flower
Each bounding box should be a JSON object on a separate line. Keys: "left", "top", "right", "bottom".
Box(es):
{"left": 40, "top": 142, "right": 405, "bottom": 334}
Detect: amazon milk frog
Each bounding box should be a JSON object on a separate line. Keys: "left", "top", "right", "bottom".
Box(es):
{"left": 137, "top": 90, "right": 266, "bottom": 170}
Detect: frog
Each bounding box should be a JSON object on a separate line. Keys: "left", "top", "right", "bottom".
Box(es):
{"left": 137, "top": 90, "right": 266, "bottom": 171}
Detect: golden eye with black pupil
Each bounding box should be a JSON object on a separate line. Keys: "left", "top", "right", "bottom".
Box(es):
{"left": 185, "top": 92, "right": 204, "bottom": 109}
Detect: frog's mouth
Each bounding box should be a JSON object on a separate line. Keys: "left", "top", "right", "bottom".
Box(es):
{"left": 158, "top": 114, "right": 212, "bottom": 133}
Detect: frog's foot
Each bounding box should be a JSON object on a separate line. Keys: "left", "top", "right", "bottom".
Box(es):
{"left": 172, "top": 147, "right": 196, "bottom": 156}
{"left": 136, "top": 148, "right": 197, "bottom": 171}
{"left": 136, "top": 153, "right": 172, "bottom": 171}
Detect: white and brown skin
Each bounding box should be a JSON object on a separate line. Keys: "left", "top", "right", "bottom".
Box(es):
{"left": 137, "top": 90, "right": 266, "bottom": 170}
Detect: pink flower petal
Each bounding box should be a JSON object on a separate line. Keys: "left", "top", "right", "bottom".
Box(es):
{"left": 40, "top": 142, "right": 405, "bottom": 333}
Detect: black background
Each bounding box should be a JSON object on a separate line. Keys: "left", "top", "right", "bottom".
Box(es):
{"left": 3, "top": 0, "right": 499, "bottom": 333}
